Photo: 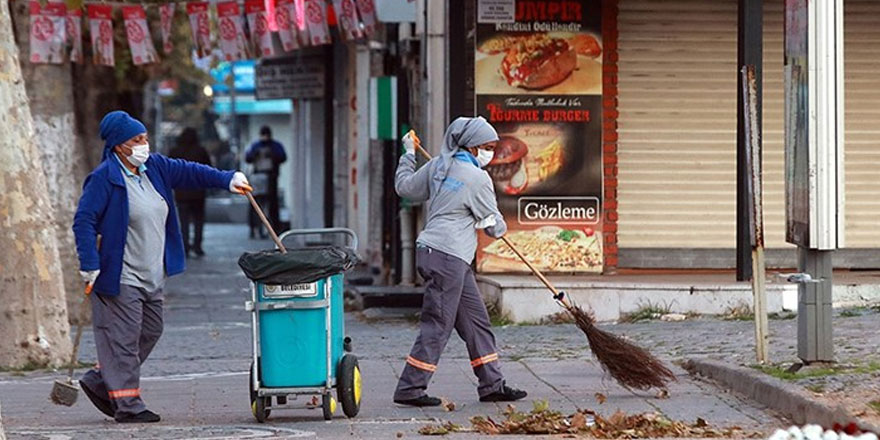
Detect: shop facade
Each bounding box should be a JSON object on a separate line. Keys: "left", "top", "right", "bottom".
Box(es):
{"left": 447, "top": 0, "right": 880, "bottom": 275}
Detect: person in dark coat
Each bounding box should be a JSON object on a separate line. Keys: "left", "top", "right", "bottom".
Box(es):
{"left": 245, "top": 126, "right": 287, "bottom": 237}
{"left": 169, "top": 128, "right": 212, "bottom": 257}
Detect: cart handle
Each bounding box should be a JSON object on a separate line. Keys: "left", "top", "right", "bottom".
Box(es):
{"left": 278, "top": 228, "right": 358, "bottom": 251}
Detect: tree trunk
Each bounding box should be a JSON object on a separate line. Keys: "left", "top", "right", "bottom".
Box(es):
{"left": 10, "top": 0, "right": 88, "bottom": 324}
{"left": 0, "top": 0, "right": 72, "bottom": 368}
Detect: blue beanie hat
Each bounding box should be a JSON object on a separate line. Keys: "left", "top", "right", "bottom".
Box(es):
{"left": 99, "top": 111, "right": 146, "bottom": 159}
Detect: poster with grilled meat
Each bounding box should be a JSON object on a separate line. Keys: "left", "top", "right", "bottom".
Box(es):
{"left": 475, "top": 0, "right": 603, "bottom": 274}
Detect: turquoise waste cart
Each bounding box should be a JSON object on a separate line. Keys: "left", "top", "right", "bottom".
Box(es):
{"left": 245, "top": 228, "right": 361, "bottom": 422}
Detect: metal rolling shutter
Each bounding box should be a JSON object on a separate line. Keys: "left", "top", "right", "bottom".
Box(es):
{"left": 842, "top": 0, "right": 880, "bottom": 248}
{"left": 616, "top": 0, "right": 785, "bottom": 251}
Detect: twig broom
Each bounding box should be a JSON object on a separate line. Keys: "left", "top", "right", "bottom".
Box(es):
{"left": 409, "top": 130, "right": 675, "bottom": 391}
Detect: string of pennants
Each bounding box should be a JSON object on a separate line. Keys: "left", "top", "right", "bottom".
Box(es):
{"left": 28, "top": 0, "right": 378, "bottom": 66}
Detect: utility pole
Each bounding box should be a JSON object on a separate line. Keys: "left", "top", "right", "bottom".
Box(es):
{"left": 226, "top": 66, "right": 240, "bottom": 167}
{"left": 783, "top": 0, "right": 845, "bottom": 364}
{"left": 742, "top": 66, "right": 769, "bottom": 364}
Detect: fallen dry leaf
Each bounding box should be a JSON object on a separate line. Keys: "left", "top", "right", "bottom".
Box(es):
{"left": 418, "top": 422, "right": 463, "bottom": 436}
{"left": 656, "top": 389, "right": 670, "bottom": 399}
{"left": 443, "top": 400, "right": 456, "bottom": 412}
{"left": 595, "top": 392, "right": 607, "bottom": 405}
{"left": 459, "top": 400, "right": 760, "bottom": 438}
{"left": 570, "top": 412, "right": 588, "bottom": 430}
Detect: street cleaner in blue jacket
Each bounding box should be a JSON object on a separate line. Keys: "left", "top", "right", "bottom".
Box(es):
{"left": 73, "top": 111, "right": 253, "bottom": 423}
{"left": 392, "top": 117, "right": 527, "bottom": 407}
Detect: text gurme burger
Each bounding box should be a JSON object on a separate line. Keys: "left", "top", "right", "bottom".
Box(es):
{"left": 485, "top": 135, "right": 529, "bottom": 195}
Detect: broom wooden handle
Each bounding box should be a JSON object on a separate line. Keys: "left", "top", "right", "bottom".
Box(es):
{"left": 415, "top": 143, "right": 431, "bottom": 160}
{"left": 499, "top": 236, "right": 569, "bottom": 307}
{"left": 66, "top": 285, "right": 92, "bottom": 379}
{"left": 245, "top": 191, "right": 287, "bottom": 253}
{"left": 409, "top": 132, "right": 570, "bottom": 308}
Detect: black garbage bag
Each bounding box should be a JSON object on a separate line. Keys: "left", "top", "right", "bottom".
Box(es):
{"left": 238, "top": 246, "right": 359, "bottom": 285}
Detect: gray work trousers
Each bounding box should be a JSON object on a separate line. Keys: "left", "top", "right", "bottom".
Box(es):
{"left": 80, "top": 284, "right": 164, "bottom": 417}
{"left": 394, "top": 247, "right": 505, "bottom": 400}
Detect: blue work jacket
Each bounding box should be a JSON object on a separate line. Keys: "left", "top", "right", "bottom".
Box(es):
{"left": 73, "top": 153, "right": 235, "bottom": 297}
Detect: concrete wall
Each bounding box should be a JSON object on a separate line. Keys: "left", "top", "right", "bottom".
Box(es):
{"left": 477, "top": 275, "right": 797, "bottom": 324}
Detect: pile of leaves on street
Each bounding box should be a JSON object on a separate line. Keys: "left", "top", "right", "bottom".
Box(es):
{"left": 419, "top": 400, "right": 760, "bottom": 438}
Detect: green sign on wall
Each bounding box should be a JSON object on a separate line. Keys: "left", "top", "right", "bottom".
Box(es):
{"left": 370, "top": 76, "right": 397, "bottom": 140}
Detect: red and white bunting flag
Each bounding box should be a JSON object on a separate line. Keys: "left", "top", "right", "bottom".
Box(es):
{"left": 123, "top": 6, "right": 159, "bottom": 65}
{"left": 217, "top": 1, "right": 250, "bottom": 61}
{"left": 159, "top": 3, "right": 175, "bottom": 55}
{"left": 355, "top": 0, "right": 377, "bottom": 36}
{"left": 87, "top": 3, "right": 114, "bottom": 66}
{"left": 331, "top": 0, "right": 362, "bottom": 41}
{"left": 275, "top": 0, "right": 299, "bottom": 52}
{"left": 66, "top": 5, "right": 83, "bottom": 63}
{"left": 303, "top": 0, "right": 330, "bottom": 45}
{"left": 245, "top": 0, "right": 274, "bottom": 57}
{"left": 29, "top": 1, "right": 66, "bottom": 64}
{"left": 293, "top": 0, "right": 311, "bottom": 47}
{"left": 186, "top": 2, "right": 212, "bottom": 58}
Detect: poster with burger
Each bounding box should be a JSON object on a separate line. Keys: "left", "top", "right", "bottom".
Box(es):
{"left": 475, "top": 0, "right": 603, "bottom": 274}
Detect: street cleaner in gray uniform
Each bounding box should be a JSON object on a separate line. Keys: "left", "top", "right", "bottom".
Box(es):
{"left": 73, "top": 111, "right": 252, "bottom": 423}
{"left": 393, "top": 116, "right": 528, "bottom": 407}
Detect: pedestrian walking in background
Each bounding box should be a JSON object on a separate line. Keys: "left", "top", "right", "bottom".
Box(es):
{"left": 169, "top": 128, "right": 212, "bottom": 258}
{"left": 72, "top": 111, "right": 253, "bottom": 423}
{"left": 245, "top": 126, "right": 286, "bottom": 237}
{"left": 392, "top": 117, "right": 527, "bottom": 407}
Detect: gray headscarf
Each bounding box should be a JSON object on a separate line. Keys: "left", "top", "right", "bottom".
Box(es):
{"left": 430, "top": 116, "right": 499, "bottom": 195}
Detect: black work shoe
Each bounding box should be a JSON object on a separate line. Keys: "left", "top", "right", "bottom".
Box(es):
{"left": 480, "top": 385, "right": 528, "bottom": 402}
{"left": 115, "top": 410, "right": 161, "bottom": 423}
{"left": 79, "top": 380, "right": 114, "bottom": 417}
{"left": 394, "top": 395, "right": 442, "bottom": 407}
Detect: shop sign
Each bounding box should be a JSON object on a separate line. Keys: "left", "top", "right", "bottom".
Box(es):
{"left": 475, "top": 0, "right": 603, "bottom": 274}
{"left": 255, "top": 56, "right": 325, "bottom": 100}
{"left": 478, "top": 0, "right": 515, "bottom": 24}
{"left": 375, "top": 0, "right": 416, "bottom": 23}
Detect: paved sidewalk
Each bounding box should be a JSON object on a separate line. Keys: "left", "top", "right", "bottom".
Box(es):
{"left": 0, "top": 224, "right": 790, "bottom": 439}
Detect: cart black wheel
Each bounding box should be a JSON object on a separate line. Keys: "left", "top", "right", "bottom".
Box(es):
{"left": 322, "top": 392, "right": 336, "bottom": 420}
{"left": 249, "top": 361, "right": 271, "bottom": 423}
{"left": 254, "top": 396, "right": 270, "bottom": 423}
{"left": 337, "top": 354, "right": 361, "bottom": 418}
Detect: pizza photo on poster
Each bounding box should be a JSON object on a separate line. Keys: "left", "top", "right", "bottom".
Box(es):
{"left": 475, "top": 0, "right": 604, "bottom": 274}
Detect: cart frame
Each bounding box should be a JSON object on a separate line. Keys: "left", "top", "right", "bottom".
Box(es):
{"left": 245, "top": 228, "right": 358, "bottom": 415}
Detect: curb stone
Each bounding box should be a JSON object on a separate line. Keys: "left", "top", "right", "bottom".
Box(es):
{"left": 684, "top": 359, "right": 880, "bottom": 434}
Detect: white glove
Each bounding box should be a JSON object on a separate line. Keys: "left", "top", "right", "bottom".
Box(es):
{"left": 474, "top": 215, "right": 497, "bottom": 230}
{"left": 402, "top": 131, "right": 418, "bottom": 156}
{"left": 229, "top": 171, "right": 252, "bottom": 194}
{"left": 80, "top": 270, "right": 100, "bottom": 285}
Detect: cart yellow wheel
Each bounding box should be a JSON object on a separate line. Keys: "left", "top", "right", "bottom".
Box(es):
{"left": 337, "top": 354, "right": 361, "bottom": 418}
{"left": 354, "top": 366, "right": 362, "bottom": 405}
{"left": 322, "top": 393, "right": 336, "bottom": 420}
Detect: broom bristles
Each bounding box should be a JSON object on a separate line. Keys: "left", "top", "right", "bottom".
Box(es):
{"left": 569, "top": 304, "right": 676, "bottom": 390}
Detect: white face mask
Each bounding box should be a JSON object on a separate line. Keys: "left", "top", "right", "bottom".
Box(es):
{"left": 476, "top": 148, "right": 495, "bottom": 168}
{"left": 127, "top": 143, "right": 150, "bottom": 167}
